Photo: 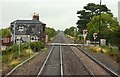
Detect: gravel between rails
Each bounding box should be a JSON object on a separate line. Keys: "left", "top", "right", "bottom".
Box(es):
{"left": 70, "top": 46, "right": 111, "bottom": 75}
{"left": 62, "top": 46, "right": 90, "bottom": 75}
{"left": 64, "top": 35, "right": 119, "bottom": 75}
{"left": 40, "top": 46, "right": 61, "bottom": 75}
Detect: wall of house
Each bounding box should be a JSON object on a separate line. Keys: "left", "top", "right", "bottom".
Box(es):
{"left": 10, "top": 13, "right": 46, "bottom": 44}
{"left": 11, "top": 23, "right": 46, "bottom": 44}
{"left": 15, "top": 35, "right": 40, "bottom": 44}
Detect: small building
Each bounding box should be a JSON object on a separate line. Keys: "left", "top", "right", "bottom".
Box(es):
{"left": 10, "top": 13, "right": 46, "bottom": 44}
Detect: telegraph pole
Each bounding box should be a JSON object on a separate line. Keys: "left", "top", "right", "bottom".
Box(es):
{"left": 14, "top": 22, "right": 16, "bottom": 45}
{"left": 99, "top": 0, "right": 102, "bottom": 45}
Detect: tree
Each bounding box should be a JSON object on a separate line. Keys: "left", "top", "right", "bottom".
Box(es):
{"left": 87, "top": 13, "right": 119, "bottom": 44}
{"left": 64, "top": 28, "right": 69, "bottom": 35}
{"left": 0, "top": 29, "right": 2, "bottom": 36}
{"left": 45, "top": 27, "right": 56, "bottom": 40}
{"left": 83, "top": 3, "right": 98, "bottom": 18}
{"left": 76, "top": 10, "right": 90, "bottom": 32}
{"left": 0, "top": 27, "right": 11, "bottom": 37}
{"left": 110, "top": 26, "right": 120, "bottom": 50}
{"left": 76, "top": 3, "right": 111, "bottom": 32}
{"left": 64, "top": 26, "right": 76, "bottom": 37}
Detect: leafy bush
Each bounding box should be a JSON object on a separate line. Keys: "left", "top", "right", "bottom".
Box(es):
{"left": 2, "top": 45, "right": 19, "bottom": 55}
{"left": 30, "top": 42, "right": 44, "bottom": 52}
{"left": 2, "top": 42, "right": 44, "bottom": 56}
{"left": 45, "top": 27, "right": 56, "bottom": 41}
{"left": 21, "top": 43, "right": 29, "bottom": 49}
{"left": 64, "top": 26, "right": 76, "bottom": 37}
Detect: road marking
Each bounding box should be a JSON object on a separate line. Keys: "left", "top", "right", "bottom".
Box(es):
{"left": 47, "top": 43, "right": 82, "bottom": 46}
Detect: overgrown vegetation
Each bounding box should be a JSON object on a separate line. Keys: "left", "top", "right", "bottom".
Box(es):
{"left": 87, "top": 13, "right": 120, "bottom": 48}
{"left": 64, "top": 26, "right": 76, "bottom": 37}
{"left": 2, "top": 42, "right": 44, "bottom": 72}
{"left": 0, "top": 27, "right": 11, "bottom": 37}
{"left": 88, "top": 46, "right": 120, "bottom": 63}
{"left": 30, "top": 42, "right": 44, "bottom": 52}
{"left": 45, "top": 27, "right": 57, "bottom": 41}
{"left": 2, "top": 42, "right": 44, "bottom": 55}
{"left": 64, "top": 26, "right": 82, "bottom": 43}
{"left": 64, "top": 3, "right": 120, "bottom": 63}
{"left": 76, "top": 3, "right": 120, "bottom": 47}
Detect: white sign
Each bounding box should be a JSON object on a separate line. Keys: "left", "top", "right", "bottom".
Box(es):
{"left": 93, "top": 33, "right": 97, "bottom": 39}
{"left": 83, "top": 30, "right": 88, "bottom": 40}
{"left": 100, "top": 39, "right": 106, "bottom": 46}
{"left": 83, "top": 34, "right": 87, "bottom": 39}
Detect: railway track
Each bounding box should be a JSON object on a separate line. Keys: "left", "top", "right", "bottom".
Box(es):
{"left": 5, "top": 44, "right": 118, "bottom": 77}
{"left": 37, "top": 45, "right": 94, "bottom": 76}
{"left": 65, "top": 45, "right": 119, "bottom": 76}
{"left": 37, "top": 33, "right": 94, "bottom": 76}
{"left": 62, "top": 45, "right": 94, "bottom": 76}
{"left": 67, "top": 45, "right": 95, "bottom": 76}
{"left": 45, "top": 43, "right": 118, "bottom": 76}
{"left": 3, "top": 32, "right": 119, "bottom": 77}
{"left": 37, "top": 45, "right": 63, "bottom": 77}
{"left": 75, "top": 46, "right": 119, "bottom": 77}
{"left": 62, "top": 33, "right": 118, "bottom": 77}
{"left": 62, "top": 44, "right": 118, "bottom": 76}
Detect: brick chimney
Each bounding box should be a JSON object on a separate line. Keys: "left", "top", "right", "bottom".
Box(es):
{"left": 33, "top": 13, "right": 39, "bottom": 20}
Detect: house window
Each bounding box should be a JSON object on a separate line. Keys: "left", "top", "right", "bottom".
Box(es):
{"left": 18, "top": 26, "right": 24, "bottom": 32}
{"left": 31, "top": 38, "right": 34, "bottom": 40}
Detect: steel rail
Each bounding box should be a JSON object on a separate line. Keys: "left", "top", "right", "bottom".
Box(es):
{"left": 37, "top": 45, "right": 55, "bottom": 77}
{"left": 67, "top": 45, "right": 95, "bottom": 76}
{"left": 5, "top": 52, "right": 39, "bottom": 77}
{"left": 37, "top": 45, "right": 63, "bottom": 76}
{"left": 63, "top": 36, "right": 94, "bottom": 76}
{"left": 76, "top": 46, "right": 119, "bottom": 77}
{"left": 60, "top": 44, "right": 63, "bottom": 77}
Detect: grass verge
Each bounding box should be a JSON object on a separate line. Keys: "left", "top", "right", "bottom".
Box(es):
{"left": 87, "top": 45, "right": 120, "bottom": 63}
{"left": 2, "top": 42, "right": 44, "bottom": 74}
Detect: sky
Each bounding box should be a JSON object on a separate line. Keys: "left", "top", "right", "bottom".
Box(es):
{"left": 0, "top": 0, "right": 120, "bottom": 31}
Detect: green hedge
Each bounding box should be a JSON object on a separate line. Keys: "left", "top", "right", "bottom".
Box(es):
{"left": 2, "top": 42, "right": 44, "bottom": 55}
